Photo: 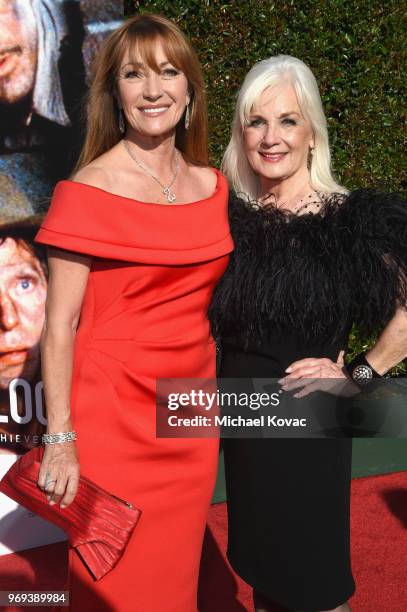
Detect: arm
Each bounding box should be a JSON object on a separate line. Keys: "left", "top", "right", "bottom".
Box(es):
{"left": 37, "top": 247, "right": 92, "bottom": 508}
{"left": 366, "top": 307, "right": 407, "bottom": 375}
{"left": 281, "top": 191, "right": 407, "bottom": 392}
{"left": 280, "top": 308, "right": 407, "bottom": 395}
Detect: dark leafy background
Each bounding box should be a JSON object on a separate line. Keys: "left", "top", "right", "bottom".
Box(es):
{"left": 124, "top": 1, "right": 406, "bottom": 372}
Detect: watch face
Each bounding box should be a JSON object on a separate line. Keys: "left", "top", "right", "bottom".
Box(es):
{"left": 353, "top": 364, "right": 373, "bottom": 385}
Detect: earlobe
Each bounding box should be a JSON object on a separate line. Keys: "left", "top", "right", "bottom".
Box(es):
{"left": 113, "top": 89, "right": 122, "bottom": 109}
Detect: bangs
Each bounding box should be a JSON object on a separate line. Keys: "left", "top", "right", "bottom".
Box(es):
{"left": 239, "top": 71, "right": 298, "bottom": 127}
{"left": 122, "top": 23, "right": 188, "bottom": 74}
{"left": 239, "top": 77, "right": 280, "bottom": 127}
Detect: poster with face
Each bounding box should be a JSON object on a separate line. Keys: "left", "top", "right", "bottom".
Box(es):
{"left": 0, "top": 235, "right": 47, "bottom": 442}
{"left": 0, "top": 0, "right": 123, "bottom": 555}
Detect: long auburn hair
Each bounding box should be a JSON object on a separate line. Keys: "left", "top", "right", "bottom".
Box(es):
{"left": 72, "top": 14, "right": 208, "bottom": 174}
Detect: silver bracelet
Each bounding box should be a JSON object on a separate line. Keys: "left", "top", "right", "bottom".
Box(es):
{"left": 42, "top": 431, "right": 77, "bottom": 444}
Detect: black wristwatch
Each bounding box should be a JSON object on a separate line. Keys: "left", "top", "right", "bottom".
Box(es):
{"left": 345, "top": 353, "right": 383, "bottom": 389}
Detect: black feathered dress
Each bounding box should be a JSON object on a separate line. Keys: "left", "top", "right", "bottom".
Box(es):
{"left": 208, "top": 189, "right": 407, "bottom": 611}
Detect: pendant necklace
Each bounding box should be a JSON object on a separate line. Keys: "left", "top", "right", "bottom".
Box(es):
{"left": 122, "top": 139, "right": 179, "bottom": 203}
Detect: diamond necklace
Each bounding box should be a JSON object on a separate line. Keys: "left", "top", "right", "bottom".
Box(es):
{"left": 122, "top": 139, "right": 179, "bottom": 203}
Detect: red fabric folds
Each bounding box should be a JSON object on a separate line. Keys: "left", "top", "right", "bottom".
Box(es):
{"left": 0, "top": 446, "right": 141, "bottom": 581}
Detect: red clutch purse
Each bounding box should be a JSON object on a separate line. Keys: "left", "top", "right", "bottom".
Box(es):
{"left": 0, "top": 445, "right": 142, "bottom": 580}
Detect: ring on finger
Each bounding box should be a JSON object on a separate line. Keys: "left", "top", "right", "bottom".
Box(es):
{"left": 45, "top": 480, "right": 57, "bottom": 489}
{"left": 44, "top": 473, "right": 57, "bottom": 490}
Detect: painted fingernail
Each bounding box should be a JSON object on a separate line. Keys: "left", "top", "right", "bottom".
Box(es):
{"left": 285, "top": 367, "right": 292, "bottom": 373}
{"left": 49, "top": 500, "right": 56, "bottom": 505}
{"left": 60, "top": 504, "right": 66, "bottom": 509}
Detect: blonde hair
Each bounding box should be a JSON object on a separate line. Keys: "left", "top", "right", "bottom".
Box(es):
{"left": 72, "top": 14, "right": 208, "bottom": 174}
{"left": 222, "top": 55, "right": 347, "bottom": 199}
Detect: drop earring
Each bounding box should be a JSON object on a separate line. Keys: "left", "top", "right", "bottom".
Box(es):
{"left": 119, "top": 108, "right": 125, "bottom": 134}
{"left": 307, "top": 146, "right": 314, "bottom": 169}
{"left": 184, "top": 104, "right": 190, "bottom": 130}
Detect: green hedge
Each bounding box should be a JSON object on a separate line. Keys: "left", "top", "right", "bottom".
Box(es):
{"left": 124, "top": 1, "right": 406, "bottom": 370}
{"left": 126, "top": 0, "right": 405, "bottom": 191}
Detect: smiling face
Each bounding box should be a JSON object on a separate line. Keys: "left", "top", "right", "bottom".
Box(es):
{"left": 0, "top": 237, "right": 47, "bottom": 389}
{"left": 116, "top": 41, "right": 190, "bottom": 140}
{"left": 244, "top": 82, "right": 314, "bottom": 192}
{"left": 0, "top": 0, "right": 38, "bottom": 105}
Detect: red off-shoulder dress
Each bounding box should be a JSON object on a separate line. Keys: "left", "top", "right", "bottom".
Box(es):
{"left": 34, "top": 169, "right": 232, "bottom": 612}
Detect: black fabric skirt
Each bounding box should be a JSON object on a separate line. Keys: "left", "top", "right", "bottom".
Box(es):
{"left": 223, "top": 437, "right": 355, "bottom": 611}
{"left": 219, "top": 338, "right": 356, "bottom": 611}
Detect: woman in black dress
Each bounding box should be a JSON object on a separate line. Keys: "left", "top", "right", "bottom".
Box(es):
{"left": 208, "top": 55, "right": 407, "bottom": 612}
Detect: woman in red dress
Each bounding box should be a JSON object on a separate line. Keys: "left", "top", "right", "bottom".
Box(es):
{"left": 34, "top": 15, "right": 232, "bottom": 611}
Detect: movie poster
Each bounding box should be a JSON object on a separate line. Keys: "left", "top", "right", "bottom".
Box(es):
{"left": 0, "top": 0, "right": 123, "bottom": 556}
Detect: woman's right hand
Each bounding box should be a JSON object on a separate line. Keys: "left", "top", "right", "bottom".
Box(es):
{"left": 37, "top": 440, "right": 80, "bottom": 509}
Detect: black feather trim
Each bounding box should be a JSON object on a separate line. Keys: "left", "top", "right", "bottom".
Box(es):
{"left": 208, "top": 189, "right": 407, "bottom": 348}
{"left": 338, "top": 189, "right": 407, "bottom": 335}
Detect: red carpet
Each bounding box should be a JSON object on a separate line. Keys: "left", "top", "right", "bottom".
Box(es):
{"left": 198, "top": 471, "right": 407, "bottom": 611}
{"left": 0, "top": 471, "right": 406, "bottom": 611}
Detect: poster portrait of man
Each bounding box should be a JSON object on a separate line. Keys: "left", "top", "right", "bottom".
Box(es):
{"left": 0, "top": 0, "right": 122, "bottom": 178}
{"left": 0, "top": 160, "right": 49, "bottom": 454}
{"left": 0, "top": 0, "right": 87, "bottom": 178}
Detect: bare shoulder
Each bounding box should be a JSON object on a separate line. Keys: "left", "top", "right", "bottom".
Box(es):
{"left": 69, "top": 144, "right": 123, "bottom": 190}
{"left": 70, "top": 164, "right": 115, "bottom": 191}
{"left": 187, "top": 165, "right": 218, "bottom": 192}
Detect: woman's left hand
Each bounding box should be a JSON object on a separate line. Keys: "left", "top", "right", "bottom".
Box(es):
{"left": 278, "top": 351, "right": 359, "bottom": 397}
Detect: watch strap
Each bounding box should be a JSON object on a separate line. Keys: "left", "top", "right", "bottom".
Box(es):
{"left": 345, "top": 353, "right": 383, "bottom": 389}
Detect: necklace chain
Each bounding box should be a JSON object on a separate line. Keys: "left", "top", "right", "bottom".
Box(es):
{"left": 122, "top": 139, "right": 179, "bottom": 203}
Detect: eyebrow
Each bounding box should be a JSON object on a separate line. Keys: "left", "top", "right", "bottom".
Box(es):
{"left": 2, "top": 264, "right": 39, "bottom": 275}
{"left": 120, "top": 61, "right": 173, "bottom": 69}
{"left": 248, "top": 111, "right": 301, "bottom": 118}
{"left": 13, "top": 263, "right": 40, "bottom": 272}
